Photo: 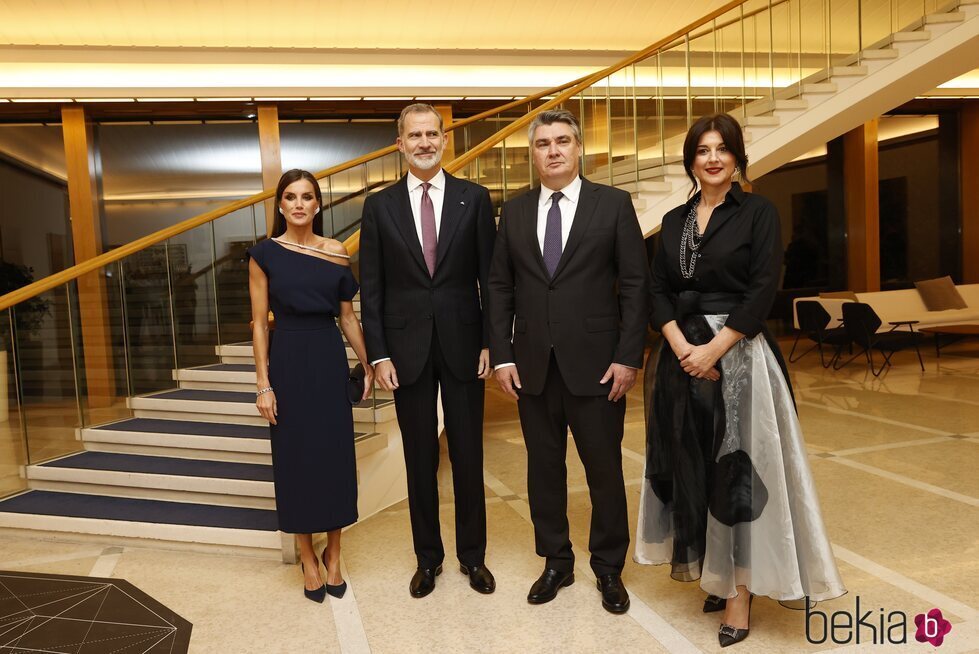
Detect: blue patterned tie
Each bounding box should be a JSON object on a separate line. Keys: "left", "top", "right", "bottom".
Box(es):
{"left": 543, "top": 191, "right": 563, "bottom": 277}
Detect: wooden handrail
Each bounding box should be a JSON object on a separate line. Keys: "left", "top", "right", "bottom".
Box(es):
{"left": 0, "top": 0, "right": 751, "bottom": 312}
{"left": 0, "top": 85, "right": 584, "bottom": 312}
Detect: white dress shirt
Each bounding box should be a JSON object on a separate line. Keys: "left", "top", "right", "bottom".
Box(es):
{"left": 536, "top": 176, "right": 581, "bottom": 255}
{"left": 495, "top": 177, "right": 582, "bottom": 371}
{"left": 407, "top": 168, "right": 445, "bottom": 243}
{"left": 372, "top": 169, "right": 446, "bottom": 367}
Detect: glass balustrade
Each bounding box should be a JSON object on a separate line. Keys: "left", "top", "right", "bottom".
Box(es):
{"left": 447, "top": 0, "right": 947, "bottom": 217}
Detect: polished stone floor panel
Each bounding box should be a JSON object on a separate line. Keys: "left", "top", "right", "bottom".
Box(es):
{"left": 846, "top": 439, "right": 979, "bottom": 498}
{"left": 0, "top": 339, "right": 977, "bottom": 652}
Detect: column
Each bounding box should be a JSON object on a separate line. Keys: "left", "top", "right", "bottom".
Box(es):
{"left": 843, "top": 119, "right": 880, "bottom": 292}
{"left": 257, "top": 104, "right": 283, "bottom": 236}
{"left": 61, "top": 106, "right": 114, "bottom": 409}
{"left": 434, "top": 104, "right": 455, "bottom": 161}
{"left": 962, "top": 104, "right": 979, "bottom": 283}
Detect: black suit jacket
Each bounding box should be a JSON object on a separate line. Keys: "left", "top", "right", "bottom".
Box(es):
{"left": 359, "top": 172, "right": 496, "bottom": 387}
{"left": 487, "top": 178, "right": 649, "bottom": 396}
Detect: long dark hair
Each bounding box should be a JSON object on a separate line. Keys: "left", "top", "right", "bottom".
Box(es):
{"left": 271, "top": 169, "right": 324, "bottom": 237}
{"left": 682, "top": 113, "right": 750, "bottom": 197}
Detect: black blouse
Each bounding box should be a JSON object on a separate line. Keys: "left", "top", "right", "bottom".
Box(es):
{"left": 649, "top": 182, "right": 782, "bottom": 339}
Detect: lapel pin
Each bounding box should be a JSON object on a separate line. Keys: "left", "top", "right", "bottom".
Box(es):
{"left": 460, "top": 201, "right": 466, "bottom": 205}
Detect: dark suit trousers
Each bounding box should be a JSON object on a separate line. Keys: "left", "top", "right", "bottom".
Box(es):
{"left": 516, "top": 352, "right": 629, "bottom": 576}
{"left": 393, "top": 326, "right": 487, "bottom": 569}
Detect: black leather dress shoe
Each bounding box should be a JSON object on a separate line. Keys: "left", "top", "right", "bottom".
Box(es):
{"left": 409, "top": 565, "right": 442, "bottom": 598}
{"left": 527, "top": 568, "right": 574, "bottom": 604}
{"left": 460, "top": 564, "right": 496, "bottom": 594}
{"left": 596, "top": 574, "right": 630, "bottom": 614}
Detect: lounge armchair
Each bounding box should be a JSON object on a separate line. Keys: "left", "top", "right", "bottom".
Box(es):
{"left": 788, "top": 300, "right": 850, "bottom": 368}
{"left": 835, "top": 302, "right": 924, "bottom": 376}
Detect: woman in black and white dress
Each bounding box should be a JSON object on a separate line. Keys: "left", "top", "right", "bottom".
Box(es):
{"left": 635, "top": 114, "right": 845, "bottom": 647}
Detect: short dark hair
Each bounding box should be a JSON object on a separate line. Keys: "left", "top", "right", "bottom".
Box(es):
{"left": 397, "top": 103, "right": 444, "bottom": 136}
{"left": 271, "top": 169, "right": 324, "bottom": 237}
{"left": 528, "top": 109, "right": 582, "bottom": 144}
{"left": 682, "top": 113, "right": 750, "bottom": 196}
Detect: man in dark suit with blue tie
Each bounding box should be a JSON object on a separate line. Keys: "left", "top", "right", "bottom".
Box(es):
{"left": 488, "top": 109, "right": 648, "bottom": 614}
{"left": 360, "top": 104, "right": 497, "bottom": 598}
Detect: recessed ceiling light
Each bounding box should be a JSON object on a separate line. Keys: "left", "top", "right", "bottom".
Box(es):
{"left": 135, "top": 98, "right": 195, "bottom": 102}
{"left": 10, "top": 98, "right": 73, "bottom": 103}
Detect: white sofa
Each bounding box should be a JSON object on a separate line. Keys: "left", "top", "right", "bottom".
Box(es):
{"left": 792, "top": 284, "right": 979, "bottom": 332}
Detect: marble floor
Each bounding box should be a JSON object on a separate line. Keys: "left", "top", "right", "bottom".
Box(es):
{"left": 1, "top": 337, "right": 978, "bottom": 653}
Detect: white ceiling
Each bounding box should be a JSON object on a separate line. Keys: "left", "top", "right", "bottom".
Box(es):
{"left": 0, "top": 1, "right": 974, "bottom": 98}
{"left": 0, "top": 0, "right": 732, "bottom": 50}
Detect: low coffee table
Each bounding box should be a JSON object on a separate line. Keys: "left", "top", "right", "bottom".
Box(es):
{"left": 918, "top": 324, "right": 979, "bottom": 357}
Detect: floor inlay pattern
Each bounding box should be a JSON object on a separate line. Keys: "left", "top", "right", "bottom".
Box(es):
{"left": 0, "top": 571, "right": 191, "bottom": 653}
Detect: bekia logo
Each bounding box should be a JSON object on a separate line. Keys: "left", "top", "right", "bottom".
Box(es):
{"left": 806, "top": 596, "right": 953, "bottom": 646}
{"left": 915, "top": 608, "right": 953, "bottom": 647}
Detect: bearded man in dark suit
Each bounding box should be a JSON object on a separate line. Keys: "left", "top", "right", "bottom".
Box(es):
{"left": 360, "top": 103, "right": 496, "bottom": 598}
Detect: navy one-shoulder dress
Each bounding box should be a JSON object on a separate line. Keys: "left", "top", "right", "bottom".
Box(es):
{"left": 247, "top": 238, "right": 359, "bottom": 534}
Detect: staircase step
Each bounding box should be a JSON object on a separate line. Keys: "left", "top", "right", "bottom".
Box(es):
{"left": 892, "top": 30, "right": 932, "bottom": 41}
{"left": 0, "top": 490, "right": 282, "bottom": 553}
{"left": 82, "top": 417, "right": 382, "bottom": 463}
{"left": 802, "top": 82, "right": 838, "bottom": 94}
{"left": 743, "top": 115, "right": 780, "bottom": 127}
{"left": 91, "top": 417, "right": 270, "bottom": 439}
{"left": 28, "top": 452, "right": 275, "bottom": 508}
{"left": 860, "top": 49, "right": 900, "bottom": 60}
{"left": 746, "top": 98, "right": 808, "bottom": 116}
{"left": 924, "top": 11, "right": 965, "bottom": 22}
{"left": 37, "top": 451, "right": 273, "bottom": 481}
{"left": 618, "top": 180, "right": 672, "bottom": 194}
{"left": 83, "top": 417, "right": 271, "bottom": 461}
{"left": 173, "top": 362, "right": 390, "bottom": 397}
{"left": 216, "top": 342, "right": 357, "bottom": 363}
{"left": 829, "top": 65, "right": 869, "bottom": 77}
{"left": 128, "top": 388, "right": 392, "bottom": 428}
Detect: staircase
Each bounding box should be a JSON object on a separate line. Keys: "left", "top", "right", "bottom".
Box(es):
{"left": 621, "top": 0, "right": 979, "bottom": 235}
{"left": 0, "top": 295, "right": 408, "bottom": 561}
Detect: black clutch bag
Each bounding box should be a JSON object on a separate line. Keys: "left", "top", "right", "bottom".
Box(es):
{"left": 708, "top": 450, "right": 769, "bottom": 526}
{"left": 347, "top": 363, "right": 366, "bottom": 405}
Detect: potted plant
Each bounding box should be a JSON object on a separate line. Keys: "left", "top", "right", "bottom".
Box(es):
{"left": 0, "top": 261, "right": 51, "bottom": 421}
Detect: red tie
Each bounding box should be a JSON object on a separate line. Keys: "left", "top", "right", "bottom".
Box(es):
{"left": 421, "top": 182, "right": 437, "bottom": 276}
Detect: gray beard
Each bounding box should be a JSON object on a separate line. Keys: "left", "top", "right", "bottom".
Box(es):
{"left": 406, "top": 150, "right": 443, "bottom": 170}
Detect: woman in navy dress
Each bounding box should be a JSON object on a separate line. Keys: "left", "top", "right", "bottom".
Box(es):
{"left": 248, "top": 169, "right": 373, "bottom": 602}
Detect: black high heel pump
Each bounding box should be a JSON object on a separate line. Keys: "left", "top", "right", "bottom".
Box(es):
{"left": 718, "top": 593, "right": 753, "bottom": 647}
{"left": 322, "top": 548, "right": 347, "bottom": 599}
{"left": 302, "top": 556, "right": 326, "bottom": 603}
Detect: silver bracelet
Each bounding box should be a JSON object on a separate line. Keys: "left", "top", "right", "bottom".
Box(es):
{"left": 256, "top": 386, "right": 273, "bottom": 396}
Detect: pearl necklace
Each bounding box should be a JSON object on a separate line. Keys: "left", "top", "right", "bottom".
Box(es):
{"left": 679, "top": 194, "right": 726, "bottom": 279}
{"left": 679, "top": 200, "right": 702, "bottom": 279}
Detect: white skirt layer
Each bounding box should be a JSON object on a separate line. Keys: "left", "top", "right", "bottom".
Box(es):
{"left": 634, "top": 315, "right": 846, "bottom": 602}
